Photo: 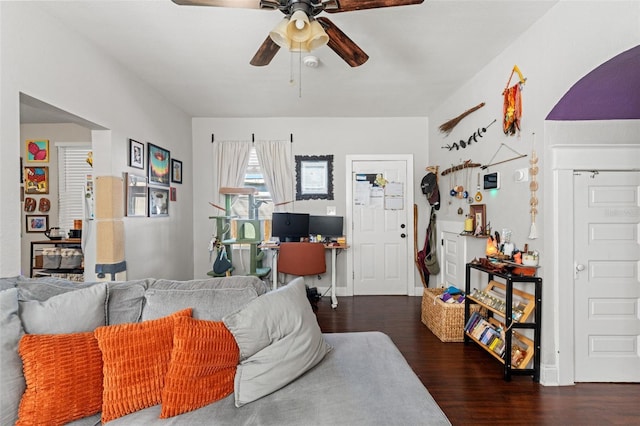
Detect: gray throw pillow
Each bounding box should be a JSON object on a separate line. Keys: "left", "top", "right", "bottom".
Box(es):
{"left": 18, "top": 282, "right": 107, "bottom": 334}
{"left": 0, "top": 288, "right": 25, "bottom": 426}
{"left": 223, "top": 278, "right": 331, "bottom": 407}
{"left": 140, "top": 286, "right": 258, "bottom": 321}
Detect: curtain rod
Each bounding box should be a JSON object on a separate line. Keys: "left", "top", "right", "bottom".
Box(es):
{"left": 211, "top": 133, "right": 294, "bottom": 143}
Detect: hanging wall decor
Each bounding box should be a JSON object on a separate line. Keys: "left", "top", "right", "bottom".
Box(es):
{"left": 528, "top": 133, "right": 539, "bottom": 239}
{"left": 441, "top": 119, "right": 497, "bottom": 151}
{"left": 24, "top": 167, "right": 49, "bottom": 194}
{"left": 438, "top": 102, "right": 485, "bottom": 136}
{"left": 502, "top": 65, "right": 526, "bottom": 136}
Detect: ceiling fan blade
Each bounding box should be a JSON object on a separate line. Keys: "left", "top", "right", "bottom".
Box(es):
{"left": 250, "top": 36, "right": 281, "bottom": 66}
{"left": 171, "top": 0, "right": 264, "bottom": 10}
{"left": 317, "top": 17, "right": 368, "bottom": 67}
{"left": 326, "top": 0, "right": 424, "bottom": 13}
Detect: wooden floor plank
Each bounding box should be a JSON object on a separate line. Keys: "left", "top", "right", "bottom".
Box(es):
{"left": 315, "top": 295, "right": 640, "bottom": 425}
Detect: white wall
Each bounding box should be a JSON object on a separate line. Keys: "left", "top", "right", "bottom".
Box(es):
{"left": 427, "top": 1, "right": 640, "bottom": 385}
{"left": 1, "top": 3, "right": 194, "bottom": 280}
{"left": 191, "top": 117, "right": 429, "bottom": 290}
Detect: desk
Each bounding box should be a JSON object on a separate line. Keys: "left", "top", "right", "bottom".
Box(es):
{"left": 259, "top": 243, "right": 348, "bottom": 309}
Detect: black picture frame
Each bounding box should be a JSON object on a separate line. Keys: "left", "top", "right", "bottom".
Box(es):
{"left": 295, "top": 155, "right": 334, "bottom": 200}
{"left": 129, "top": 139, "right": 144, "bottom": 169}
{"left": 171, "top": 159, "right": 182, "bottom": 184}
{"left": 147, "top": 143, "right": 170, "bottom": 186}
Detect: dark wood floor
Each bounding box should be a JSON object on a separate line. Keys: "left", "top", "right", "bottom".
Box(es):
{"left": 315, "top": 295, "right": 640, "bottom": 426}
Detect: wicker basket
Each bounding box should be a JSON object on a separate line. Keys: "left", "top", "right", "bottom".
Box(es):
{"left": 421, "top": 287, "right": 481, "bottom": 343}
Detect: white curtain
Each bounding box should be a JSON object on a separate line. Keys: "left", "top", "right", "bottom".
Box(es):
{"left": 254, "top": 140, "right": 294, "bottom": 212}
{"left": 212, "top": 140, "right": 251, "bottom": 211}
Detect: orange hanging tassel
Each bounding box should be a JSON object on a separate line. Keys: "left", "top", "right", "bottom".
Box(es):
{"left": 502, "top": 65, "right": 525, "bottom": 136}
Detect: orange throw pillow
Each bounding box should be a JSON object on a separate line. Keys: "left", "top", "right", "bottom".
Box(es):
{"left": 17, "top": 332, "right": 103, "bottom": 426}
{"left": 94, "top": 308, "right": 192, "bottom": 423}
{"left": 161, "top": 316, "right": 239, "bottom": 418}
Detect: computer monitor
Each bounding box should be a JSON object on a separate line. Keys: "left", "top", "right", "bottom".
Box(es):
{"left": 309, "top": 215, "right": 344, "bottom": 240}
{"left": 271, "top": 212, "right": 310, "bottom": 242}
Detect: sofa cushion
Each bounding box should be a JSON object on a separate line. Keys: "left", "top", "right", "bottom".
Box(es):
{"left": 141, "top": 287, "right": 258, "bottom": 322}
{"left": 106, "top": 280, "right": 148, "bottom": 325}
{"left": 150, "top": 276, "right": 268, "bottom": 295}
{"left": 17, "top": 332, "right": 103, "bottom": 426}
{"left": 94, "top": 308, "right": 192, "bottom": 423}
{"left": 0, "top": 289, "right": 25, "bottom": 426}
{"left": 223, "top": 278, "right": 331, "bottom": 407}
{"left": 18, "top": 282, "right": 107, "bottom": 334}
{"left": 160, "top": 316, "right": 239, "bottom": 418}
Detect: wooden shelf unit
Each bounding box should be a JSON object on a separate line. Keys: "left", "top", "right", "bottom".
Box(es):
{"left": 464, "top": 261, "right": 542, "bottom": 381}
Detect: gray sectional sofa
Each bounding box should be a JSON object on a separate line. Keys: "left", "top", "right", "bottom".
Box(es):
{"left": 0, "top": 275, "right": 450, "bottom": 425}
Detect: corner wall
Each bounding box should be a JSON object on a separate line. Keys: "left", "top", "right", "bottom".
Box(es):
{"left": 1, "top": 2, "right": 194, "bottom": 279}
{"left": 427, "top": 1, "right": 640, "bottom": 385}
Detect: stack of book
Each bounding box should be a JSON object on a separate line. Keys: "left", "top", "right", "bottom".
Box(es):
{"left": 464, "top": 312, "right": 505, "bottom": 357}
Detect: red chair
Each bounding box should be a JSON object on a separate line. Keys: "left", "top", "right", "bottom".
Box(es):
{"left": 277, "top": 242, "right": 326, "bottom": 278}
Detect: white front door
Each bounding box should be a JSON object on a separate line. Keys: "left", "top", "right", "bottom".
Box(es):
{"left": 574, "top": 170, "right": 640, "bottom": 382}
{"left": 348, "top": 157, "right": 412, "bottom": 295}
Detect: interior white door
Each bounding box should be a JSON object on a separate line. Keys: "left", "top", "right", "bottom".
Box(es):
{"left": 574, "top": 170, "right": 640, "bottom": 382}
{"left": 441, "top": 231, "right": 461, "bottom": 288}
{"left": 351, "top": 160, "right": 409, "bottom": 295}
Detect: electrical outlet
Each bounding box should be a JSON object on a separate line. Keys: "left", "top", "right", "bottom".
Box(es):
{"left": 327, "top": 206, "right": 336, "bottom": 215}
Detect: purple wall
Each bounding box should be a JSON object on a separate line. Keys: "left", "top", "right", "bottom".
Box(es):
{"left": 546, "top": 45, "right": 640, "bottom": 120}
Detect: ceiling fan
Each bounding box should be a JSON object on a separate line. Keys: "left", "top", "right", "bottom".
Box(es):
{"left": 172, "top": 0, "right": 424, "bottom": 67}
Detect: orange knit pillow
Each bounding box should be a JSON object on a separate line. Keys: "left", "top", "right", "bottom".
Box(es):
{"left": 94, "top": 308, "right": 192, "bottom": 423}
{"left": 161, "top": 316, "right": 239, "bottom": 418}
{"left": 17, "top": 332, "right": 103, "bottom": 426}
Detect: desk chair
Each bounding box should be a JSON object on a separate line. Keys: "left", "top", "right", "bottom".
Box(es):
{"left": 277, "top": 242, "right": 326, "bottom": 278}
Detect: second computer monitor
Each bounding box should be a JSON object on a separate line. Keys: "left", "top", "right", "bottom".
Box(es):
{"left": 309, "top": 215, "right": 344, "bottom": 240}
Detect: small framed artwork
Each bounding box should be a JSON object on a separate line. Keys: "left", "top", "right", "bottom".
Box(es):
{"left": 149, "top": 187, "right": 169, "bottom": 217}
{"left": 170, "top": 187, "right": 177, "bottom": 202}
{"left": 147, "top": 143, "right": 170, "bottom": 186}
{"left": 470, "top": 204, "right": 486, "bottom": 235}
{"left": 26, "top": 140, "right": 49, "bottom": 162}
{"left": 171, "top": 159, "right": 183, "bottom": 184}
{"left": 124, "top": 172, "right": 148, "bottom": 217}
{"left": 129, "top": 139, "right": 144, "bottom": 169}
{"left": 26, "top": 214, "right": 48, "bottom": 233}
{"left": 24, "top": 167, "right": 49, "bottom": 194}
{"left": 295, "top": 154, "right": 334, "bottom": 200}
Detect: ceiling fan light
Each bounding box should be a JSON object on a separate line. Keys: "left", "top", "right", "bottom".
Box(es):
{"left": 289, "top": 40, "right": 311, "bottom": 53}
{"left": 269, "top": 18, "right": 291, "bottom": 48}
{"left": 287, "top": 10, "right": 311, "bottom": 42}
{"left": 306, "top": 20, "right": 329, "bottom": 51}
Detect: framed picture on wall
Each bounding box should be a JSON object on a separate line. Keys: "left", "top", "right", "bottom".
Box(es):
{"left": 147, "top": 143, "right": 170, "bottom": 186}
{"left": 24, "top": 167, "right": 49, "bottom": 194}
{"left": 26, "top": 215, "right": 48, "bottom": 233}
{"left": 25, "top": 140, "right": 49, "bottom": 162}
{"left": 470, "top": 204, "right": 486, "bottom": 235}
{"left": 129, "top": 139, "right": 144, "bottom": 169}
{"left": 171, "top": 159, "right": 182, "bottom": 184}
{"left": 148, "top": 187, "right": 169, "bottom": 217}
{"left": 295, "top": 155, "right": 334, "bottom": 200}
{"left": 124, "top": 172, "right": 148, "bottom": 217}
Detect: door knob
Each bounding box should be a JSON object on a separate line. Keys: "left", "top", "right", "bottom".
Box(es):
{"left": 576, "top": 264, "right": 585, "bottom": 272}
{"left": 400, "top": 233, "right": 406, "bottom": 238}
{"left": 400, "top": 224, "right": 406, "bottom": 229}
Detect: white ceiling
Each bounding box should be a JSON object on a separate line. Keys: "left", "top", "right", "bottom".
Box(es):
{"left": 22, "top": 0, "right": 558, "bottom": 122}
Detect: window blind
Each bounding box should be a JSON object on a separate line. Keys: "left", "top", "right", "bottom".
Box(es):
{"left": 57, "top": 145, "right": 92, "bottom": 232}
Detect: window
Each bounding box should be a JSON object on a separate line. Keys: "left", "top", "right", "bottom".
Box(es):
{"left": 231, "top": 147, "right": 273, "bottom": 220}
{"left": 57, "top": 145, "right": 92, "bottom": 232}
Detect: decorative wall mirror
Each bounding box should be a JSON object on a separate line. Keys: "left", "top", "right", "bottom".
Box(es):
{"left": 295, "top": 155, "right": 334, "bottom": 200}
